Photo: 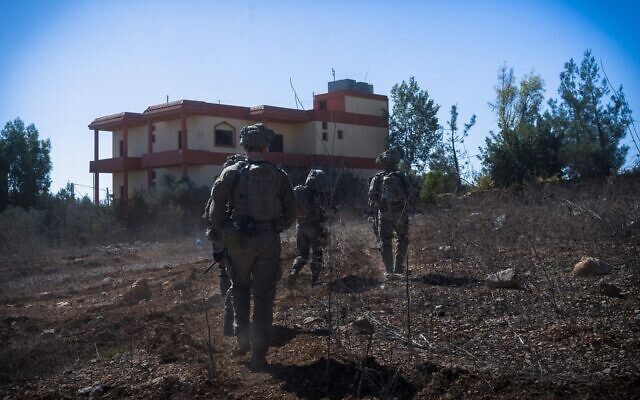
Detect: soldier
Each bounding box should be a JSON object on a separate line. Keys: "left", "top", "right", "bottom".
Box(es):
{"left": 368, "top": 148, "right": 415, "bottom": 275}
{"left": 208, "top": 123, "right": 296, "bottom": 370}
{"left": 288, "top": 169, "right": 330, "bottom": 287}
{"left": 203, "top": 154, "right": 246, "bottom": 337}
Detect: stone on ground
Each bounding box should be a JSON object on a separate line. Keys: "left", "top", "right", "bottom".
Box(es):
{"left": 598, "top": 279, "right": 623, "bottom": 298}
{"left": 486, "top": 268, "right": 522, "bottom": 289}
{"left": 573, "top": 257, "right": 610, "bottom": 276}
{"left": 121, "top": 278, "right": 152, "bottom": 305}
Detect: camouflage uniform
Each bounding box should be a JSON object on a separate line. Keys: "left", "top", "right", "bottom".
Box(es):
{"left": 208, "top": 124, "right": 296, "bottom": 369}
{"left": 289, "top": 170, "right": 330, "bottom": 286}
{"left": 203, "top": 154, "right": 246, "bottom": 337}
{"left": 368, "top": 149, "right": 414, "bottom": 274}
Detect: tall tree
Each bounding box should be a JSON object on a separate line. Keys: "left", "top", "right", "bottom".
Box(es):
{"left": 0, "top": 118, "right": 52, "bottom": 211}
{"left": 388, "top": 77, "right": 440, "bottom": 171}
{"left": 550, "top": 49, "right": 632, "bottom": 178}
{"left": 480, "top": 66, "right": 563, "bottom": 186}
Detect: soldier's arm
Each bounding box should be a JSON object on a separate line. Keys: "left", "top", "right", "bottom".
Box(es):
{"left": 368, "top": 174, "right": 381, "bottom": 208}
{"left": 208, "top": 170, "right": 234, "bottom": 231}
{"left": 280, "top": 172, "right": 297, "bottom": 229}
{"left": 401, "top": 173, "right": 417, "bottom": 204}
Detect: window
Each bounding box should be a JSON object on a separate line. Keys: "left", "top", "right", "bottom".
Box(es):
{"left": 178, "top": 130, "right": 182, "bottom": 150}
{"left": 322, "top": 131, "right": 328, "bottom": 141}
{"left": 119, "top": 140, "right": 123, "bottom": 157}
{"left": 269, "top": 134, "right": 283, "bottom": 152}
{"left": 119, "top": 185, "right": 124, "bottom": 202}
{"left": 338, "top": 130, "right": 344, "bottom": 139}
{"left": 215, "top": 129, "right": 234, "bottom": 146}
{"left": 322, "top": 121, "right": 328, "bottom": 130}
{"left": 152, "top": 134, "right": 156, "bottom": 143}
{"left": 319, "top": 100, "right": 327, "bottom": 110}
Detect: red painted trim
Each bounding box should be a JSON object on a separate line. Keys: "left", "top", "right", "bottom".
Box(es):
{"left": 90, "top": 157, "right": 142, "bottom": 173}
{"left": 312, "top": 110, "right": 388, "bottom": 128}
{"left": 94, "top": 129, "right": 99, "bottom": 205}
{"left": 88, "top": 112, "right": 145, "bottom": 130}
{"left": 138, "top": 150, "right": 379, "bottom": 170}
{"left": 315, "top": 90, "right": 388, "bottom": 102}
{"left": 249, "top": 105, "right": 310, "bottom": 123}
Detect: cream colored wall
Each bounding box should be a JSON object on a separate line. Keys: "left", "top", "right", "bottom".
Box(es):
{"left": 127, "top": 126, "right": 147, "bottom": 157}
{"left": 113, "top": 172, "right": 123, "bottom": 199}
{"left": 128, "top": 171, "right": 147, "bottom": 196}
{"left": 186, "top": 164, "right": 222, "bottom": 188}
{"left": 314, "top": 122, "right": 386, "bottom": 159}
{"left": 345, "top": 96, "right": 388, "bottom": 117}
{"left": 155, "top": 167, "right": 183, "bottom": 186}
{"left": 112, "top": 130, "right": 122, "bottom": 156}
{"left": 186, "top": 115, "right": 255, "bottom": 153}
{"left": 153, "top": 120, "right": 182, "bottom": 152}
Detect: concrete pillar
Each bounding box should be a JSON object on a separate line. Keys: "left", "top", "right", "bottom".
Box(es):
{"left": 123, "top": 125, "right": 129, "bottom": 206}
{"left": 93, "top": 129, "right": 99, "bottom": 205}
{"left": 180, "top": 113, "right": 188, "bottom": 178}
{"left": 147, "top": 122, "right": 154, "bottom": 189}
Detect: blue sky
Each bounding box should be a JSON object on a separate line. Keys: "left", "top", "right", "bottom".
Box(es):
{"left": 0, "top": 0, "right": 638, "bottom": 200}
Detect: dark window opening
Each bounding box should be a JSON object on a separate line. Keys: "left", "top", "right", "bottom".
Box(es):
{"left": 120, "top": 185, "right": 124, "bottom": 201}
{"left": 215, "top": 129, "right": 234, "bottom": 146}
{"left": 319, "top": 100, "right": 327, "bottom": 110}
{"left": 119, "top": 140, "right": 123, "bottom": 157}
{"left": 338, "top": 130, "right": 344, "bottom": 139}
{"left": 151, "top": 125, "right": 156, "bottom": 131}
{"left": 322, "top": 121, "right": 328, "bottom": 130}
{"left": 269, "top": 134, "right": 283, "bottom": 152}
{"left": 178, "top": 130, "right": 182, "bottom": 150}
{"left": 152, "top": 134, "right": 156, "bottom": 143}
{"left": 322, "top": 131, "right": 328, "bottom": 141}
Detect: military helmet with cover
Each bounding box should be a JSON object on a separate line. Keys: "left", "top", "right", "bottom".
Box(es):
{"left": 305, "top": 169, "right": 330, "bottom": 193}
{"left": 223, "top": 153, "right": 246, "bottom": 168}
{"left": 239, "top": 123, "right": 274, "bottom": 148}
{"left": 375, "top": 147, "right": 402, "bottom": 165}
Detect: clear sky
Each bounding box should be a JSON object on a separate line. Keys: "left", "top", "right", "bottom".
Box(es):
{"left": 1, "top": 0, "right": 638, "bottom": 200}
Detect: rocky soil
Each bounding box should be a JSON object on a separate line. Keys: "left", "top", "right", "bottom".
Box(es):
{"left": 1, "top": 178, "right": 639, "bottom": 399}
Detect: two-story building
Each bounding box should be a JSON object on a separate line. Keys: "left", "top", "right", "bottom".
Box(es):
{"left": 88, "top": 79, "right": 388, "bottom": 205}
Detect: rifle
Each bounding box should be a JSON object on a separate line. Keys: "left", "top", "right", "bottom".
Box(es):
{"left": 202, "top": 249, "right": 226, "bottom": 275}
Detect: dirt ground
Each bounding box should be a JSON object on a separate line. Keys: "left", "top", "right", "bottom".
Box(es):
{"left": 1, "top": 178, "right": 639, "bottom": 399}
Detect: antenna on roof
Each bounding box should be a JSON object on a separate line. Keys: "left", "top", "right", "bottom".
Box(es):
{"left": 364, "top": 67, "right": 369, "bottom": 82}
{"left": 166, "top": 95, "right": 169, "bottom": 103}
{"left": 331, "top": 68, "right": 336, "bottom": 82}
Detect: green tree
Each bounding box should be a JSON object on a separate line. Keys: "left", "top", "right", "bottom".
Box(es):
{"left": 430, "top": 105, "right": 476, "bottom": 192}
{"left": 0, "top": 118, "right": 52, "bottom": 211}
{"left": 388, "top": 77, "right": 440, "bottom": 171}
{"left": 550, "top": 49, "right": 632, "bottom": 178}
{"left": 480, "top": 66, "right": 563, "bottom": 186}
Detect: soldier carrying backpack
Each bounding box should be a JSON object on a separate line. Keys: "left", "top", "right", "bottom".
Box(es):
{"left": 288, "top": 169, "right": 330, "bottom": 287}
{"left": 208, "top": 123, "right": 296, "bottom": 370}
{"left": 368, "top": 148, "right": 415, "bottom": 275}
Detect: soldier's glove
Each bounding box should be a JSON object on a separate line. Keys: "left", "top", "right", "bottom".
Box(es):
{"left": 213, "top": 249, "right": 226, "bottom": 263}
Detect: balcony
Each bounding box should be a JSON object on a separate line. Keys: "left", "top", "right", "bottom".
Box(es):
{"left": 90, "top": 157, "right": 142, "bottom": 173}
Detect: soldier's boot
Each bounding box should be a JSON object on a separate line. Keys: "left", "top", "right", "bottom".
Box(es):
{"left": 232, "top": 331, "right": 250, "bottom": 356}
{"left": 287, "top": 257, "right": 306, "bottom": 288}
{"left": 381, "top": 242, "right": 394, "bottom": 274}
{"left": 250, "top": 347, "right": 268, "bottom": 371}
{"left": 310, "top": 258, "right": 322, "bottom": 286}
{"left": 395, "top": 236, "right": 409, "bottom": 274}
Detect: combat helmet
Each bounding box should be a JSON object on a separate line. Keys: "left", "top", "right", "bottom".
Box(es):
{"left": 305, "top": 169, "right": 330, "bottom": 193}
{"left": 375, "top": 147, "right": 402, "bottom": 165}
{"left": 239, "top": 123, "right": 274, "bottom": 148}
{"left": 223, "top": 153, "right": 246, "bottom": 168}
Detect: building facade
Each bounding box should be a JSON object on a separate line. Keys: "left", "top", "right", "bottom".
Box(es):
{"left": 88, "top": 79, "right": 388, "bottom": 205}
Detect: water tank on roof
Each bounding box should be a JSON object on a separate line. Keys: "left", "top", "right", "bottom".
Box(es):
{"left": 328, "top": 79, "right": 374, "bottom": 94}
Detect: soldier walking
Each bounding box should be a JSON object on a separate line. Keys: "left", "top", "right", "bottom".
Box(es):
{"left": 288, "top": 169, "right": 330, "bottom": 287}
{"left": 368, "top": 148, "right": 415, "bottom": 275}
{"left": 203, "top": 154, "right": 246, "bottom": 337}
{"left": 208, "top": 123, "right": 296, "bottom": 370}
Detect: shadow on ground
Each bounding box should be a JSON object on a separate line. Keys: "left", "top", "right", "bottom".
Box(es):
{"left": 267, "top": 357, "right": 416, "bottom": 400}
{"left": 414, "top": 273, "right": 481, "bottom": 287}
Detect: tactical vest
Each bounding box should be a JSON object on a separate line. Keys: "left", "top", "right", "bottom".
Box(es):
{"left": 230, "top": 161, "right": 283, "bottom": 222}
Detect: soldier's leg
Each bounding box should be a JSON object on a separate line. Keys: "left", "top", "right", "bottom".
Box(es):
{"left": 379, "top": 211, "right": 395, "bottom": 273}
{"left": 250, "top": 234, "right": 281, "bottom": 369}
{"left": 288, "top": 225, "right": 310, "bottom": 287}
{"left": 291, "top": 224, "right": 310, "bottom": 274}
{"left": 394, "top": 211, "right": 410, "bottom": 273}
{"left": 225, "top": 245, "right": 254, "bottom": 354}
{"left": 309, "top": 223, "right": 325, "bottom": 285}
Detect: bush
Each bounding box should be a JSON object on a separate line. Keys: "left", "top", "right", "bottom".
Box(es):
{"left": 420, "top": 171, "right": 457, "bottom": 203}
